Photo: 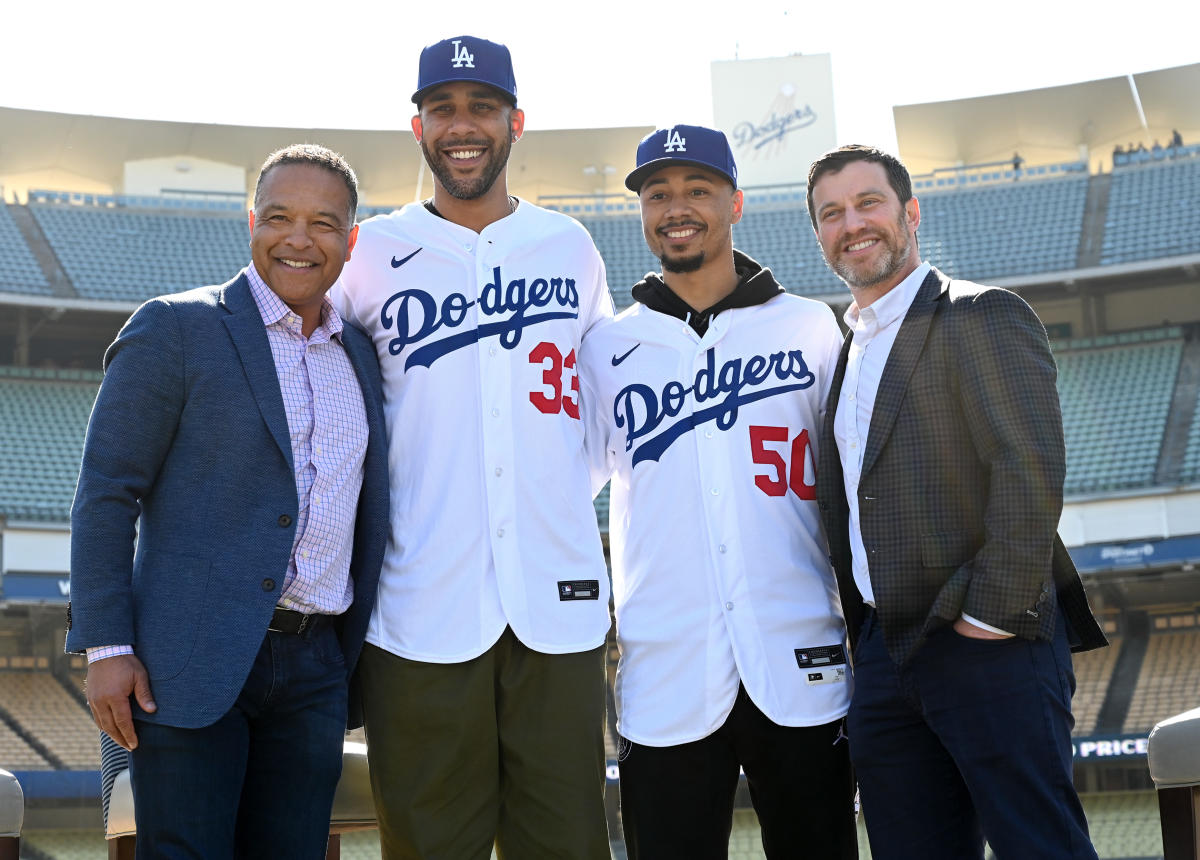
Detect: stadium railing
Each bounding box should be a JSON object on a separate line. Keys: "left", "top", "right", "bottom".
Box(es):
{"left": 1147, "top": 707, "right": 1200, "bottom": 859}
{"left": 100, "top": 733, "right": 377, "bottom": 859}
{"left": 1113, "top": 142, "right": 1200, "bottom": 168}
{"left": 0, "top": 769, "right": 21, "bottom": 860}
{"left": 910, "top": 158, "right": 1087, "bottom": 191}
{"left": 27, "top": 188, "right": 244, "bottom": 213}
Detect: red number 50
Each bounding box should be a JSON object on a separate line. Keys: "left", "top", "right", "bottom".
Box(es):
{"left": 749, "top": 425, "right": 815, "bottom": 499}
{"left": 528, "top": 341, "right": 580, "bottom": 419}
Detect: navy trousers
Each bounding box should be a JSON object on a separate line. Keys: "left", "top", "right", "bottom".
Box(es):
{"left": 847, "top": 607, "right": 1097, "bottom": 860}
{"left": 128, "top": 622, "right": 348, "bottom": 860}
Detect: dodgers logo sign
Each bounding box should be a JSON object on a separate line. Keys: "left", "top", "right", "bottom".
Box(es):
{"left": 380, "top": 265, "right": 579, "bottom": 371}
{"left": 732, "top": 106, "right": 818, "bottom": 152}
{"left": 451, "top": 40, "right": 474, "bottom": 68}
{"left": 664, "top": 129, "right": 687, "bottom": 153}
{"left": 615, "top": 347, "right": 815, "bottom": 466}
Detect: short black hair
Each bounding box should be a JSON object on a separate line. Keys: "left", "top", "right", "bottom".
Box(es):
{"left": 806, "top": 144, "right": 912, "bottom": 229}
{"left": 254, "top": 144, "right": 358, "bottom": 223}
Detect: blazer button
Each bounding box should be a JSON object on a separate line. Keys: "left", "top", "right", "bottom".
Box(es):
{"left": 278, "top": 514, "right": 292, "bottom": 527}
{"left": 262, "top": 578, "right": 276, "bottom": 592}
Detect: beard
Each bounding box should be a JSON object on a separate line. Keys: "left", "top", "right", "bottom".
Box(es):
{"left": 661, "top": 251, "right": 705, "bottom": 274}
{"left": 828, "top": 211, "right": 913, "bottom": 289}
{"left": 422, "top": 133, "right": 512, "bottom": 200}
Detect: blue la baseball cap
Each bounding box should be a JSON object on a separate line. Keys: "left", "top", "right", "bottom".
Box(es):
{"left": 412, "top": 36, "right": 518, "bottom": 106}
{"left": 625, "top": 125, "right": 738, "bottom": 192}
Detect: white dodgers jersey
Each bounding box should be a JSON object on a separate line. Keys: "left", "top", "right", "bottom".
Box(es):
{"left": 334, "top": 200, "right": 614, "bottom": 662}
{"left": 580, "top": 293, "right": 850, "bottom": 745}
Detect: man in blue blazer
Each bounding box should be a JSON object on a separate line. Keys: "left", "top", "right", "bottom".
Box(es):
{"left": 66, "top": 144, "right": 388, "bottom": 859}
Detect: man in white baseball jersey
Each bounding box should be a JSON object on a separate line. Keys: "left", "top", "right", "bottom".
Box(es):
{"left": 579, "top": 125, "right": 856, "bottom": 859}
{"left": 331, "top": 36, "right": 613, "bottom": 859}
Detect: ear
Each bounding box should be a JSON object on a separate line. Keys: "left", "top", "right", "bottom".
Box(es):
{"left": 730, "top": 189, "right": 745, "bottom": 226}
{"left": 247, "top": 210, "right": 255, "bottom": 234}
{"left": 411, "top": 115, "right": 423, "bottom": 143}
{"left": 345, "top": 224, "right": 359, "bottom": 262}
{"left": 510, "top": 108, "right": 525, "bottom": 143}
{"left": 905, "top": 195, "right": 920, "bottom": 232}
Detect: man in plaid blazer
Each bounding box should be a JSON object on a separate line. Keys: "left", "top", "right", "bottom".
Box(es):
{"left": 809, "top": 145, "right": 1106, "bottom": 860}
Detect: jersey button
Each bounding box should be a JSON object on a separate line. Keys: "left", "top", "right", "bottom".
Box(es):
{"left": 492, "top": 408, "right": 500, "bottom": 417}
{"left": 496, "top": 527, "right": 505, "bottom": 538}
{"left": 711, "top": 488, "right": 720, "bottom": 495}
{"left": 262, "top": 578, "right": 276, "bottom": 592}
{"left": 718, "top": 545, "right": 727, "bottom": 554}
{"left": 495, "top": 467, "right": 503, "bottom": 476}
{"left": 278, "top": 514, "right": 292, "bottom": 527}
{"left": 725, "top": 602, "right": 734, "bottom": 611}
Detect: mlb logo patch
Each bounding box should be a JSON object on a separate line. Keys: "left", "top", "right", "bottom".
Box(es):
{"left": 557, "top": 580, "right": 600, "bottom": 601}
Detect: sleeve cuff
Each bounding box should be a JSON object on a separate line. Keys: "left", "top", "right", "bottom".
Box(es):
{"left": 86, "top": 645, "right": 135, "bottom": 663}
{"left": 959, "top": 613, "right": 1014, "bottom": 638}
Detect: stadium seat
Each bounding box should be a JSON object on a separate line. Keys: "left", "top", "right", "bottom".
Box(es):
{"left": 1148, "top": 707, "right": 1200, "bottom": 860}
{"left": 0, "top": 769, "right": 21, "bottom": 860}
{"left": 100, "top": 734, "right": 377, "bottom": 859}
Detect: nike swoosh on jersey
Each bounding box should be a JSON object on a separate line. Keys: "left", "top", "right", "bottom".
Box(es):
{"left": 612, "top": 344, "right": 641, "bottom": 366}
{"left": 391, "top": 248, "right": 423, "bottom": 268}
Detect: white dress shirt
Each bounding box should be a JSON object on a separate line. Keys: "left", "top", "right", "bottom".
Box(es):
{"left": 833, "top": 262, "right": 930, "bottom": 607}
{"left": 832, "top": 262, "right": 1009, "bottom": 636}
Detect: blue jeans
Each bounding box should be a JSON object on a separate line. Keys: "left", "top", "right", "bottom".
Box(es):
{"left": 847, "top": 607, "right": 1097, "bottom": 860}
{"left": 129, "top": 622, "right": 348, "bottom": 859}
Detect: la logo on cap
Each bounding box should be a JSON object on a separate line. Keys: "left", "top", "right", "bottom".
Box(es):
{"left": 664, "top": 129, "right": 687, "bottom": 153}
{"left": 451, "top": 39, "right": 475, "bottom": 68}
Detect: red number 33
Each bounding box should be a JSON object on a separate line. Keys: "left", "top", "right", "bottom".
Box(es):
{"left": 528, "top": 341, "right": 580, "bottom": 419}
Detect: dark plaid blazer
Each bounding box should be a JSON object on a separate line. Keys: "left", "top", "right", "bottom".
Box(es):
{"left": 816, "top": 267, "right": 1107, "bottom": 666}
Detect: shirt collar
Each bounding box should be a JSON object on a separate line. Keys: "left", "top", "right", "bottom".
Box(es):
{"left": 245, "top": 262, "right": 344, "bottom": 340}
{"left": 842, "top": 261, "right": 932, "bottom": 339}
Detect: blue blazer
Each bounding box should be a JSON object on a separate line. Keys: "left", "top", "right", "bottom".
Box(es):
{"left": 66, "top": 273, "right": 389, "bottom": 729}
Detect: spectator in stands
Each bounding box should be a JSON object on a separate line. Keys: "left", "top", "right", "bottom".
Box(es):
{"left": 807, "top": 144, "right": 1108, "bottom": 860}
{"left": 65, "top": 144, "right": 389, "bottom": 859}
{"left": 1012, "top": 151, "right": 1024, "bottom": 177}
{"left": 330, "top": 36, "right": 612, "bottom": 859}
{"left": 1170, "top": 129, "right": 1183, "bottom": 148}
{"left": 578, "top": 125, "right": 856, "bottom": 858}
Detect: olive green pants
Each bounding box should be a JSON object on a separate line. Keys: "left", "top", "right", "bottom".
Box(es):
{"left": 359, "top": 628, "right": 610, "bottom": 860}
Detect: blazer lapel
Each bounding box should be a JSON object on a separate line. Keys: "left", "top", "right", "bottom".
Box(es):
{"left": 861, "top": 269, "right": 947, "bottom": 477}
{"left": 220, "top": 273, "right": 293, "bottom": 470}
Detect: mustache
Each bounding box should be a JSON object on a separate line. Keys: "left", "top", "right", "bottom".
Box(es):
{"left": 657, "top": 220, "right": 705, "bottom": 234}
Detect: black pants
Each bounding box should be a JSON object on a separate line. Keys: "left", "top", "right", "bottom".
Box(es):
{"left": 618, "top": 685, "right": 856, "bottom": 860}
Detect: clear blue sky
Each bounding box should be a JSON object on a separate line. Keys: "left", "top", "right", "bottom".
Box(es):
{"left": 2, "top": 0, "right": 1196, "bottom": 154}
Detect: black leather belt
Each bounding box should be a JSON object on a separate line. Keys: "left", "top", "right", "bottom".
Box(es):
{"left": 268, "top": 606, "right": 326, "bottom": 635}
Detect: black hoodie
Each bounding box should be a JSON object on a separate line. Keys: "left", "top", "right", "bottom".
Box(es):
{"left": 629, "top": 250, "right": 785, "bottom": 337}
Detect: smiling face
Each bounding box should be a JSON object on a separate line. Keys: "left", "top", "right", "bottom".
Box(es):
{"left": 638, "top": 164, "right": 743, "bottom": 275}
{"left": 249, "top": 163, "right": 358, "bottom": 329}
{"left": 811, "top": 159, "right": 921, "bottom": 302}
{"left": 412, "top": 81, "right": 524, "bottom": 202}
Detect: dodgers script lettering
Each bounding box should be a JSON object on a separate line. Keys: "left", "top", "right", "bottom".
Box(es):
{"left": 616, "top": 347, "right": 816, "bottom": 466}
{"left": 732, "top": 106, "right": 818, "bottom": 151}
{"left": 380, "top": 265, "right": 580, "bottom": 370}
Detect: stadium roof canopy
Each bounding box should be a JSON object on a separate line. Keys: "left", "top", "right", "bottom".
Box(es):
{"left": 894, "top": 63, "right": 1200, "bottom": 176}
{"left": 0, "top": 106, "right": 650, "bottom": 206}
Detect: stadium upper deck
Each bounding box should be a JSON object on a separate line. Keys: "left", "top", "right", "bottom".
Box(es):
{"left": 1, "top": 145, "right": 1198, "bottom": 308}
